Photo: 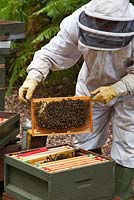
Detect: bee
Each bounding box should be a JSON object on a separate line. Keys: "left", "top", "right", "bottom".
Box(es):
{"left": 34, "top": 99, "right": 90, "bottom": 131}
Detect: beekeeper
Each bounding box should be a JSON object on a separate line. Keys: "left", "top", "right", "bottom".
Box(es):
{"left": 19, "top": 0, "right": 134, "bottom": 199}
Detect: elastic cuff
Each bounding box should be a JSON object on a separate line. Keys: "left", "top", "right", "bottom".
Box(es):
{"left": 112, "top": 81, "right": 128, "bottom": 97}
{"left": 27, "top": 71, "right": 42, "bottom": 83}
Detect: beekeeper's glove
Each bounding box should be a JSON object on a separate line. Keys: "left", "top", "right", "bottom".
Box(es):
{"left": 91, "top": 86, "right": 117, "bottom": 104}
{"left": 19, "top": 77, "right": 38, "bottom": 103}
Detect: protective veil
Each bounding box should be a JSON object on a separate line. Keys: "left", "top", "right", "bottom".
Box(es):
{"left": 26, "top": 0, "right": 134, "bottom": 168}
{"left": 78, "top": 0, "right": 134, "bottom": 51}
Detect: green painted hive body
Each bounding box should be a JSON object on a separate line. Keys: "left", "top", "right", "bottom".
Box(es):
{"left": 4, "top": 148, "right": 114, "bottom": 200}
{"left": 0, "top": 112, "right": 20, "bottom": 149}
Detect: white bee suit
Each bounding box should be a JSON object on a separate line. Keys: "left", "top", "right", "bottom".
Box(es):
{"left": 27, "top": 0, "right": 134, "bottom": 168}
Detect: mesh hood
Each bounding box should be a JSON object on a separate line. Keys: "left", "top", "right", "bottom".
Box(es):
{"left": 85, "top": 0, "right": 132, "bottom": 21}
{"left": 78, "top": 0, "right": 134, "bottom": 51}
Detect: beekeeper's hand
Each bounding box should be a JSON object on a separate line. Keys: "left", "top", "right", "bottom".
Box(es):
{"left": 19, "top": 77, "right": 38, "bottom": 103}
{"left": 91, "top": 86, "right": 117, "bottom": 104}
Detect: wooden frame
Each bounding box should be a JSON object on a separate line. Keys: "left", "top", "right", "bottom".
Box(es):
{"left": 31, "top": 96, "right": 93, "bottom": 136}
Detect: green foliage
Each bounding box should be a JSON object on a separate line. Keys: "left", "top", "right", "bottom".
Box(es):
{"left": 7, "top": 39, "right": 35, "bottom": 93}
{"left": 32, "top": 0, "right": 88, "bottom": 19}
{"left": 32, "top": 25, "right": 60, "bottom": 44}
{"left": 0, "top": 0, "right": 30, "bottom": 21}
{"left": 130, "top": 0, "right": 134, "bottom": 4}
{"left": 5, "top": 0, "right": 89, "bottom": 95}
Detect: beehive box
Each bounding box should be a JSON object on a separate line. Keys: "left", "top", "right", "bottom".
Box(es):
{"left": 0, "top": 20, "right": 25, "bottom": 41}
{"left": 31, "top": 96, "right": 92, "bottom": 136}
{"left": 0, "top": 64, "right": 5, "bottom": 87}
{"left": 0, "top": 88, "right": 5, "bottom": 111}
{"left": 0, "top": 21, "right": 25, "bottom": 55}
{"left": 2, "top": 192, "right": 15, "bottom": 200}
{"left": 0, "top": 143, "right": 21, "bottom": 182}
{"left": 0, "top": 64, "right": 5, "bottom": 110}
{"left": 0, "top": 112, "right": 20, "bottom": 149}
{"left": 4, "top": 146, "right": 114, "bottom": 200}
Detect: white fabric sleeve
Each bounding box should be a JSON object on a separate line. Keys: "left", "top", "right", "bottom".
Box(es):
{"left": 112, "top": 39, "right": 134, "bottom": 96}
{"left": 27, "top": 59, "right": 52, "bottom": 82}
{"left": 112, "top": 71, "right": 134, "bottom": 96}
{"left": 27, "top": 10, "right": 82, "bottom": 82}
